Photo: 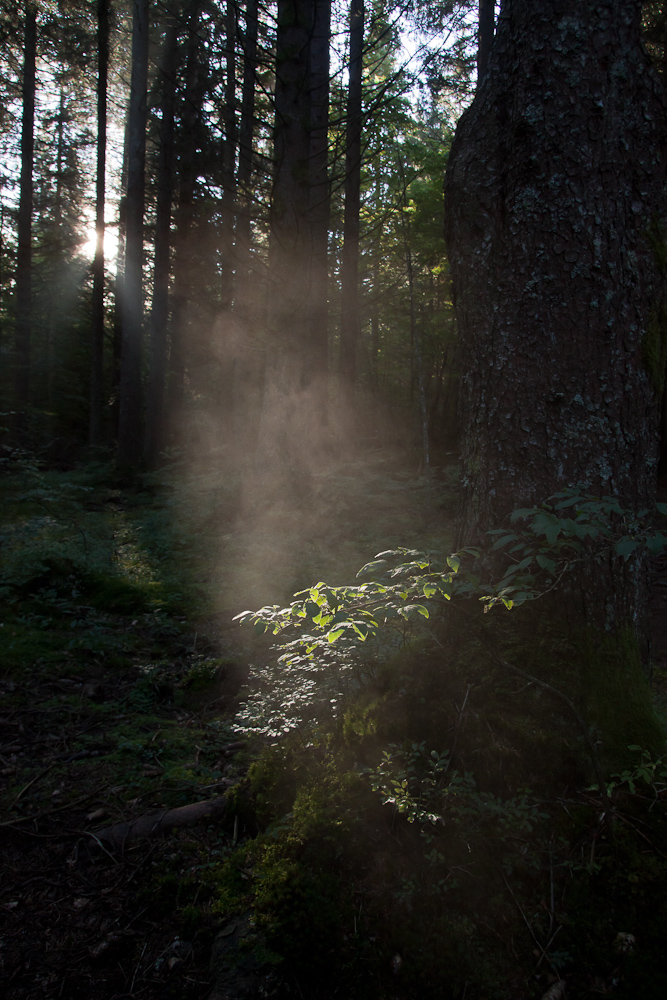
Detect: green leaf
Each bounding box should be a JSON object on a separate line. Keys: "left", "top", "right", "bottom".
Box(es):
{"left": 647, "top": 532, "right": 667, "bottom": 555}
{"left": 535, "top": 553, "right": 557, "bottom": 574}
{"left": 446, "top": 554, "right": 461, "bottom": 572}
{"left": 554, "top": 496, "right": 584, "bottom": 509}
{"left": 657, "top": 502, "right": 667, "bottom": 517}
{"left": 510, "top": 507, "right": 539, "bottom": 522}
{"left": 615, "top": 537, "right": 640, "bottom": 559}
{"left": 326, "top": 628, "right": 345, "bottom": 643}
{"left": 491, "top": 534, "right": 517, "bottom": 550}
{"left": 357, "top": 559, "right": 388, "bottom": 577}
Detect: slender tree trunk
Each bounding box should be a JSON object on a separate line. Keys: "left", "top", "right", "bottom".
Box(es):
{"left": 14, "top": 2, "right": 37, "bottom": 432}
{"left": 306, "top": 0, "right": 331, "bottom": 394}
{"left": 338, "top": 0, "right": 364, "bottom": 391}
{"left": 220, "top": 0, "right": 237, "bottom": 311}
{"left": 112, "top": 122, "right": 129, "bottom": 445}
{"left": 229, "top": 0, "right": 259, "bottom": 453}
{"left": 236, "top": 0, "right": 258, "bottom": 248}
{"left": 118, "top": 0, "right": 149, "bottom": 468}
{"left": 89, "top": 0, "right": 110, "bottom": 448}
{"left": 168, "top": 0, "right": 204, "bottom": 432}
{"left": 144, "top": 17, "right": 179, "bottom": 467}
{"left": 46, "top": 90, "right": 65, "bottom": 421}
{"left": 445, "top": 0, "right": 667, "bottom": 630}
{"left": 477, "top": 0, "right": 495, "bottom": 85}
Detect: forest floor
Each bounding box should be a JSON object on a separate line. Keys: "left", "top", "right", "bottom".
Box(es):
{"left": 0, "top": 449, "right": 459, "bottom": 999}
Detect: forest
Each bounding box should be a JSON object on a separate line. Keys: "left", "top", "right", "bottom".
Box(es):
{"left": 2, "top": 0, "right": 667, "bottom": 998}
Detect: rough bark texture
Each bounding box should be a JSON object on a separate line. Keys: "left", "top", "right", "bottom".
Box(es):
{"left": 445, "top": 0, "right": 667, "bottom": 579}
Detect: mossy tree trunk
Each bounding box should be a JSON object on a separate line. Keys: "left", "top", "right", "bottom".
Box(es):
{"left": 445, "top": 0, "right": 667, "bottom": 631}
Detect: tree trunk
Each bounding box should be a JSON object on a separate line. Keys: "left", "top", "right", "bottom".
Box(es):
{"left": 338, "top": 0, "right": 364, "bottom": 392}
{"left": 89, "top": 0, "right": 110, "bottom": 448}
{"left": 445, "top": 0, "right": 667, "bottom": 629}
{"left": 256, "top": 0, "right": 317, "bottom": 483}
{"left": 14, "top": 2, "right": 37, "bottom": 432}
{"left": 118, "top": 0, "right": 149, "bottom": 468}
{"left": 144, "top": 17, "right": 179, "bottom": 467}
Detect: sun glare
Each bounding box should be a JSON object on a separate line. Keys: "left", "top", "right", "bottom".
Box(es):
{"left": 80, "top": 225, "right": 119, "bottom": 263}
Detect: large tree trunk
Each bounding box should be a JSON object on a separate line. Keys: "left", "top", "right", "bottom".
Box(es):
{"left": 89, "top": 0, "right": 110, "bottom": 448}
{"left": 256, "top": 0, "right": 317, "bottom": 483}
{"left": 117, "top": 0, "right": 149, "bottom": 468}
{"left": 445, "top": 0, "right": 667, "bottom": 628}
{"left": 14, "top": 2, "right": 37, "bottom": 433}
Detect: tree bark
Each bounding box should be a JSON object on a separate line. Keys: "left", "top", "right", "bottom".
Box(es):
{"left": 89, "top": 0, "right": 110, "bottom": 448}
{"left": 14, "top": 2, "right": 37, "bottom": 431}
{"left": 118, "top": 0, "right": 149, "bottom": 468}
{"left": 445, "top": 0, "right": 667, "bottom": 628}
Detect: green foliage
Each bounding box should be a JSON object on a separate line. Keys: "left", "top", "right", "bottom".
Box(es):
{"left": 605, "top": 744, "right": 667, "bottom": 798}
{"left": 367, "top": 741, "right": 547, "bottom": 836}
{"left": 234, "top": 489, "right": 667, "bottom": 741}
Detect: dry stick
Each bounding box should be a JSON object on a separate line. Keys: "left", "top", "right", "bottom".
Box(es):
{"left": 450, "top": 602, "right": 615, "bottom": 835}
{"left": 503, "top": 874, "right": 563, "bottom": 983}
{"left": 0, "top": 790, "right": 102, "bottom": 828}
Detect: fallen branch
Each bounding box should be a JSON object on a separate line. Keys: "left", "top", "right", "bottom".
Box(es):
{"left": 93, "top": 794, "right": 229, "bottom": 847}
